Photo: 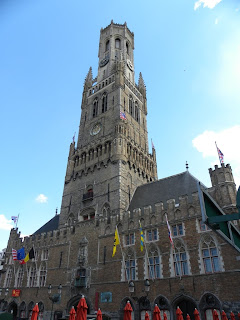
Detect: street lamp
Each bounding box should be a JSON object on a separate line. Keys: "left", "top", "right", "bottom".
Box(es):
{"left": 128, "top": 280, "right": 151, "bottom": 320}
{"left": 48, "top": 284, "right": 62, "bottom": 320}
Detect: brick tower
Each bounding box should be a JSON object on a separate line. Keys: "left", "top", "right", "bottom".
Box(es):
{"left": 208, "top": 164, "right": 237, "bottom": 214}
{"left": 59, "top": 21, "right": 157, "bottom": 227}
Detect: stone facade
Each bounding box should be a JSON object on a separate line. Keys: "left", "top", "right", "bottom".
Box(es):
{"left": 0, "top": 21, "right": 240, "bottom": 320}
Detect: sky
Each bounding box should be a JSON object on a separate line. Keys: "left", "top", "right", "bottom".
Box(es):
{"left": 0, "top": 0, "right": 240, "bottom": 250}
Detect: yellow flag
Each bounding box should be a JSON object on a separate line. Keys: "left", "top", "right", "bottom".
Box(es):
{"left": 24, "top": 253, "right": 29, "bottom": 263}
{"left": 112, "top": 227, "right": 120, "bottom": 257}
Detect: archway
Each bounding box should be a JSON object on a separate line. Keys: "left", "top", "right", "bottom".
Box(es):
{"left": 173, "top": 295, "right": 197, "bottom": 320}
{"left": 8, "top": 301, "right": 18, "bottom": 320}
{"left": 67, "top": 294, "right": 92, "bottom": 315}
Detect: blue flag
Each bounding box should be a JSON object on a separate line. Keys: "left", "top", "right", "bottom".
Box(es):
{"left": 17, "top": 248, "right": 25, "bottom": 261}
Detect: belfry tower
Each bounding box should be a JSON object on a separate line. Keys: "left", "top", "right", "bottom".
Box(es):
{"left": 59, "top": 21, "right": 157, "bottom": 227}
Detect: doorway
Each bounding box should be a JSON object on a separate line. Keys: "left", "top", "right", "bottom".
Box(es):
{"left": 8, "top": 301, "right": 18, "bottom": 320}
{"left": 177, "top": 299, "right": 197, "bottom": 320}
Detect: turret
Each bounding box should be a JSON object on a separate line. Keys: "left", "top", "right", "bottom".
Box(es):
{"left": 208, "top": 164, "right": 237, "bottom": 213}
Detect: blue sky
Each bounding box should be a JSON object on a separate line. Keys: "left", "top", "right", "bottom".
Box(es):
{"left": 0, "top": 0, "right": 240, "bottom": 250}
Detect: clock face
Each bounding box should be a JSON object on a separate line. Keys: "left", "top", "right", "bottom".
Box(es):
{"left": 90, "top": 123, "right": 102, "bottom": 136}
{"left": 99, "top": 56, "right": 109, "bottom": 67}
{"left": 127, "top": 59, "right": 134, "bottom": 71}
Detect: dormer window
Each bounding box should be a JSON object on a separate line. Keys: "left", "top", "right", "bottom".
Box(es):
{"left": 115, "top": 38, "right": 121, "bottom": 49}
{"left": 106, "top": 40, "right": 110, "bottom": 51}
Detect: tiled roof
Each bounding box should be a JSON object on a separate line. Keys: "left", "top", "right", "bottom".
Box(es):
{"left": 128, "top": 171, "right": 203, "bottom": 212}
{"left": 33, "top": 214, "right": 59, "bottom": 235}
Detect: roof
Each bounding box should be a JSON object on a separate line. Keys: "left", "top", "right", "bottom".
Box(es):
{"left": 33, "top": 214, "right": 59, "bottom": 235}
{"left": 128, "top": 171, "right": 203, "bottom": 212}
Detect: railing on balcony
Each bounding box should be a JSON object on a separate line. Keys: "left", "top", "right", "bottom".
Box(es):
{"left": 82, "top": 191, "right": 93, "bottom": 201}
{"left": 74, "top": 278, "right": 86, "bottom": 287}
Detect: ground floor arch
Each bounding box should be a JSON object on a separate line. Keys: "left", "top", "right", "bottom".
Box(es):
{"left": 8, "top": 301, "right": 18, "bottom": 320}
{"left": 67, "top": 294, "right": 92, "bottom": 315}
{"left": 172, "top": 294, "right": 197, "bottom": 320}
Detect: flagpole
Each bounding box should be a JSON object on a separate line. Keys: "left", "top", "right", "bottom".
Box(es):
{"left": 139, "top": 220, "right": 155, "bottom": 281}
{"left": 215, "top": 142, "right": 220, "bottom": 166}
{"left": 116, "top": 226, "right": 129, "bottom": 282}
{"left": 16, "top": 213, "right": 20, "bottom": 229}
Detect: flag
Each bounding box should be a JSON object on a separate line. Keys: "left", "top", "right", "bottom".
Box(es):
{"left": 19, "top": 259, "right": 26, "bottom": 265}
{"left": 120, "top": 111, "right": 127, "bottom": 120}
{"left": 11, "top": 216, "right": 18, "bottom": 223}
{"left": 24, "top": 247, "right": 35, "bottom": 263}
{"left": 112, "top": 227, "right": 120, "bottom": 257}
{"left": 12, "top": 249, "right": 17, "bottom": 261}
{"left": 139, "top": 221, "right": 144, "bottom": 251}
{"left": 217, "top": 147, "right": 224, "bottom": 164}
{"left": 17, "top": 247, "right": 25, "bottom": 261}
{"left": 165, "top": 214, "right": 174, "bottom": 248}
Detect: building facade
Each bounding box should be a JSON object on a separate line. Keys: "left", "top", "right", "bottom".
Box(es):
{"left": 0, "top": 21, "right": 240, "bottom": 320}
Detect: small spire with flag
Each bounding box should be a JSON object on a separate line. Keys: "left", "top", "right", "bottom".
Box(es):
{"left": 215, "top": 142, "right": 224, "bottom": 165}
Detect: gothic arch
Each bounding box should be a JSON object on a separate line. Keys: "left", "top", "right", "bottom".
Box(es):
{"left": 198, "top": 233, "right": 223, "bottom": 274}
{"left": 66, "top": 294, "right": 92, "bottom": 314}
{"left": 119, "top": 297, "right": 135, "bottom": 320}
{"left": 199, "top": 292, "right": 222, "bottom": 320}
{"left": 172, "top": 294, "right": 197, "bottom": 320}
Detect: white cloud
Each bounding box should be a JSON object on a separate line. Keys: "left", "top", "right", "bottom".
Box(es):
{"left": 0, "top": 215, "right": 14, "bottom": 230}
{"left": 192, "top": 125, "right": 240, "bottom": 187}
{"left": 215, "top": 18, "right": 219, "bottom": 24}
{"left": 35, "top": 194, "right": 48, "bottom": 203}
{"left": 194, "top": 0, "right": 222, "bottom": 10}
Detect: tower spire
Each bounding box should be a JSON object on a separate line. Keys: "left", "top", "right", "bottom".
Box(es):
{"left": 138, "top": 72, "right": 146, "bottom": 97}
{"left": 84, "top": 67, "right": 93, "bottom": 90}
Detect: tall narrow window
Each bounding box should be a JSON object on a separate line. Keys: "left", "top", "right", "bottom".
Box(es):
{"left": 115, "top": 38, "right": 121, "bottom": 49}
{"left": 106, "top": 40, "right": 110, "bottom": 51}
{"left": 5, "top": 267, "right": 13, "bottom": 287}
{"left": 93, "top": 100, "right": 98, "bottom": 118}
{"left": 102, "top": 94, "right": 107, "bottom": 113}
{"left": 39, "top": 264, "right": 47, "bottom": 287}
{"left": 135, "top": 102, "right": 139, "bottom": 122}
{"left": 29, "top": 266, "right": 37, "bottom": 287}
{"left": 148, "top": 248, "right": 161, "bottom": 279}
{"left": 173, "top": 241, "right": 189, "bottom": 276}
{"left": 125, "top": 249, "right": 136, "bottom": 281}
{"left": 126, "top": 42, "right": 129, "bottom": 54}
{"left": 201, "top": 236, "right": 220, "bottom": 273}
{"left": 129, "top": 97, "right": 133, "bottom": 116}
{"left": 16, "top": 266, "right": 24, "bottom": 287}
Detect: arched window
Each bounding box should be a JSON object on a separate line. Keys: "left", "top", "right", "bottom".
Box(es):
{"left": 135, "top": 102, "right": 139, "bottom": 122}
{"left": 19, "top": 301, "right": 26, "bottom": 319}
{"left": 39, "top": 263, "right": 47, "bottom": 287}
{"left": 201, "top": 235, "right": 220, "bottom": 273}
{"left": 28, "top": 266, "right": 37, "bottom": 287}
{"left": 102, "top": 93, "right": 107, "bottom": 113}
{"left": 126, "top": 42, "right": 129, "bottom": 55}
{"left": 93, "top": 100, "right": 98, "bottom": 118}
{"left": 148, "top": 246, "right": 161, "bottom": 279}
{"left": 28, "top": 301, "right": 34, "bottom": 320}
{"left": 5, "top": 267, "right": 13, "bottom": 287}
{"left": 115, "top": 38, "right": 121, "bottom": 49}
{"left": 16, "top": 266, "right": 24, "bottom": 287}
{"left": 129, "top": 97, "right": 133, "bottom": 116}
{"left": 105, "top": 40, "right": 110, "bottom": 51}
{"left": 124, "top": 248, "right": 136, "bottom": 281}
{"left": 173, "top": 240, "right": 189, "bottom": 276}
{"left": 38, "top": 302, "right": 44, "bottom": 320}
